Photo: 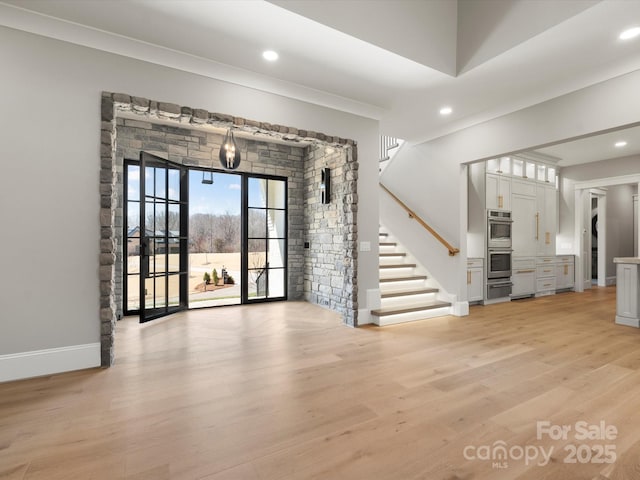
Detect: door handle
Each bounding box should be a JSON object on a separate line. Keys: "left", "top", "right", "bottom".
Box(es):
{"left": 141, "top": 237, "right": 151, "bottom": 278}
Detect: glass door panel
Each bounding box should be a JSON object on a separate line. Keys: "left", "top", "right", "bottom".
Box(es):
{"left": 139, "top": 152, "right": 188, "bottom": 323}
{"left": 268, "top": 268, "right": 285, "bottom": 298}
{"left": 126, "top": 163, "right": 287, "bottom": 314}
{"left": 244, "top": 176, "right": 287, "bottom": 303}
{"left": 187, "top": 170, "right": 242, "bottom": 308}
{"left": 124, "top": 163, "right": 142, "bottom": 314}
{"left": 525, "top": 161, "right": 536, "bottom": 179}
{"left": 512, "top": 158, "right": 523, "bottom": 177}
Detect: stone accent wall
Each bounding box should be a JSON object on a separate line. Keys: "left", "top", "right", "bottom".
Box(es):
{"left": 304, "top": 145, "right": 358, "bottom": 326}
{"left": 113, "top": 118, "right": 307, "bottom": 315}
{"left": 100, "top": 92, "right": 358, "bottom": 366}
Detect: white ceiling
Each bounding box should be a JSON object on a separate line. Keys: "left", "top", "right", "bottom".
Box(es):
{"left": 2, "top": 0, "right": 640, "bottom": 149}
{"left": 535, "top": 123, "right": 640, "bottom": 167}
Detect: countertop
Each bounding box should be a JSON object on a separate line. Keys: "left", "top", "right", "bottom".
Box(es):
{"left": 614, "top": 257, "right": 640, "bottom": 264}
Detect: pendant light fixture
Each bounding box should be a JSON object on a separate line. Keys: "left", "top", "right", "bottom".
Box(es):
{"left": 201, "top": 168, "right": 213, "bottom": 184}
{"left": 219, "top": 128, "right": 241, "bottom": 170}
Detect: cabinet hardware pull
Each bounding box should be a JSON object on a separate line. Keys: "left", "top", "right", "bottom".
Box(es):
{"left": 498, "top": 195, "right": 503, "bottom": 208}
{"left": 535, "top": 213, "right": 539, "bottom": 240}
{"left": 564, "top": 265, "right": 568, "bottom": 275}
{"left": 545, "top": 232, "right": 550, "bottom": 245}
{"left": 467, "top": 271, "right": 471, "bottom": 284}
{"left": 516, "top": 269, "right": 535, "bottom": 273}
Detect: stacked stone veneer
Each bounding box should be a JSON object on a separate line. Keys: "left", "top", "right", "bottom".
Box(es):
{"left": 100, "top": 92, "right": 358, "bottom": 366}
{"left": 304, "top": 145, "right": 358, "bottom": 324}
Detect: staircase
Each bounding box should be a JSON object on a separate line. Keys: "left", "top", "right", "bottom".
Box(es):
{"left": 372, "top": 227, "right": 452, "bottom": 326}
{"left": 379, "top": 136, "right": 403, "bottom": 173}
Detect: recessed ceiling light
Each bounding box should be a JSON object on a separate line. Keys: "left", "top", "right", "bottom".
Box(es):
{"left": 262, "top": 50, "right": 279, "bottom": 61}
{"left": 439, "top": 106, "right": 452, "bottom": 116}
{"left": 619, "top": 27, "right": 640, "bottom": 40}
{"left": 615, "top": 141, "right": 627, "bottom": 148}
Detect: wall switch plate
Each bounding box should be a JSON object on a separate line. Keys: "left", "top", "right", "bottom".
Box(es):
{"left": 360, "top": 241, "right": 371, "bottom": 252}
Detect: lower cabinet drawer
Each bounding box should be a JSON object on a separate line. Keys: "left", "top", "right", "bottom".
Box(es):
{"left": 536, "top": 265, "right": 555, "bottom": 277}
{"left": 512, "top": 270, "right": 536, "bottom": 297}
{"left": 536, "top": 277, "right": 556, "bottom": 292}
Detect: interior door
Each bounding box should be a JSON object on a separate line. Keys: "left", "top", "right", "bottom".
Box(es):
{"left": 139, "top": 152, "right": 188, "bottom": 323}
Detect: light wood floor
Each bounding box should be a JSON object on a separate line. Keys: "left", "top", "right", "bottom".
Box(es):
{"left": 3, "top": 287, "right": 640, "bottom": 479}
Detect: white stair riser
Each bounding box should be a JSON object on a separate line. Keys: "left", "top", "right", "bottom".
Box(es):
{"left": 379, "top": 279, "right": 427, "bottom": 289}
{"left": 381, "top": 293, "right": 438, "bottom": 308}
{"left": 379, "top": 267, "right": 416, "bottom": 276}
{"left": 373, "top": 307, "right": 452, "bottom": 326}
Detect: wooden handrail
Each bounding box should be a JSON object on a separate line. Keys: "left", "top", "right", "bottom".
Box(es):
{"left": 380, "top": 182, "right": 460, "bottom": 256}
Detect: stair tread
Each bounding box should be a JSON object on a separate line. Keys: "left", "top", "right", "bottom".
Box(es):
{"left": 379, "top": 263, "right": 417, "bottom": 269}
{"left": 379, "top": 252, "right": 406, "bottom": 257}
{"left": 380, "top": 242, "right": 397, "bottom": 246}
{"left": 380, "top": 275, "right": 427, "bottom": 282}
{"left": 371, "top": 301, "right": 451, "bottom": 317}
{"left": 379, "top": 232, "right": 389, "bottom": 237}
{"left": 381, "top": 288, "right": 439, "bottom": 298}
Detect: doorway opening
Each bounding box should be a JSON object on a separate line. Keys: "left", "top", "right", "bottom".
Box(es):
{"left": 123, "top": 154, "right": 288, "bottom": 321}
{"left": 100, "top": 92, "right": 360, "bottom": 365}
{"left": 187, "top": 169, "right": 242, "bottom": 308}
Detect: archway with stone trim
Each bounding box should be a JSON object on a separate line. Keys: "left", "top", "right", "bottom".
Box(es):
{"left": 99, "top": 92, "right": 359, "bottom": 366}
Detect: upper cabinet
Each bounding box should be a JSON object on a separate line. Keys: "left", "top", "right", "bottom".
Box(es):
{"left": 487, "top": 157, "right": 511, "bottom": 175}
{"left": 467, "top": 154, "right": 560, "bottom": 260}
{"left": 486, "top": 173, "right": 511, "bottom": 210}
{"left": 512, "top": 158, "right": 536, "bottom": 180}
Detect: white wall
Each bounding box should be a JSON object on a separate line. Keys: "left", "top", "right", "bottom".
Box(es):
{"left": 605, "top": 184, "right": 636, "bottom": 277}
{"left": 380, "top": 140, "right": 465, "bottom": 301}
{"left": 382, "top": 70, "right": 640, "bottom": 298}
{"left": 0, "top": 26, "right": 378, "bottom": 370}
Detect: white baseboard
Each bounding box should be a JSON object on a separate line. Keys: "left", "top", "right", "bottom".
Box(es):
{"left": 451, "top": 301, "right": 469, "bottom": 317}
{"left": 375, "top": 306, "right": 451, "bottom": 326}
{"left": 615, "top": 315, "right": 640, "bottom": 328}
{"left": 358, "top": 308, "right": 373, "bottom": 325}
{"left": 0, "top": 343, "right": 101, "bottom": 383}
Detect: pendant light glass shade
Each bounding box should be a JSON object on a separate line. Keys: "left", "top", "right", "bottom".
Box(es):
{"left": 219, "top": 129, "right": 241, "bottom": 170}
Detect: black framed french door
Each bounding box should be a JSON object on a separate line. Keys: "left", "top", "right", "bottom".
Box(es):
{"left": 123, "top": 161, "right": 287, "bottom": 316}
{"left": 243, "top": 175, "right": 288, "bottom": 302}
{"left": 139, "top": 152, "right": 189, "bottom": 323}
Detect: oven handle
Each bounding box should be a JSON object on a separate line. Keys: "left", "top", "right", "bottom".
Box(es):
{"left": 487, "top": 281, "right": 513, "bottom": 287}
{"left": 488, "top": 218, "right": 514, "bottom": 224}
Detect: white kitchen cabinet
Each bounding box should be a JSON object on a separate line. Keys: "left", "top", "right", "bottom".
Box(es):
{"left": 486, "top": 173, "right": 511, "bottom": 210}
{"left": 536, "top": 184, "right": 557, "bottom": 256}
{"left": 511, "top": 257, "right": 536, "bottom": 298}
{"left": 536, "top": 256, "right": 556, "bottom": 296}
{"left": 467, "top": 258, "right": 484, "bottom": 303}
{"left": 615, "top": 259, "right": 640, "bottom": 327}
{"left": 512, "top": 191, "right": 537, "bottom": 257}
{"left": 556, "top": 255, "right": 575, "bottom": 291}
